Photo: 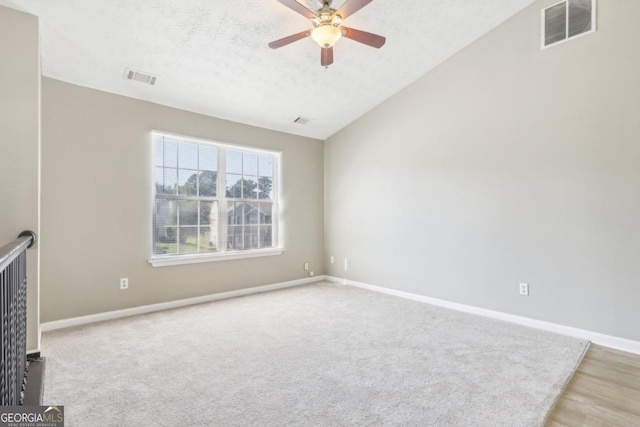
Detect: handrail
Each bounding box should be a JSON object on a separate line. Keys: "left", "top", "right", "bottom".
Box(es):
{"left": 0, "top": 230, "right": 37, "bottom": 272}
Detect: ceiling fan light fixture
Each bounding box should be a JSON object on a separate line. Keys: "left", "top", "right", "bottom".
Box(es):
{"left": 311, "top": 25, "right": 342, "bottom": 48}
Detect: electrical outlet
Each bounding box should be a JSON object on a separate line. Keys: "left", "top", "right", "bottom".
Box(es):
{"left": 344, "top": 258, "right": 350, "bottom": 271}
{"left": 304, "top": 262, "right": 309, "bottom": 271}
{"left": 309, "top": 271, "right": 315, "bottom": 277}
{"left": 120, "top": 278, "right": 129, "bottom": 290}
{"left": 330, "top": 256, "right": 335, "bottom": 264}
{"left": 519, "top": 283, "right": 529, "bottom": 296}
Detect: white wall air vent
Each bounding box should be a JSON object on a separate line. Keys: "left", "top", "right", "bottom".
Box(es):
{"left": 124, "top": 68, "right": 157, "bottom": 85}
{"left": 542, "top": 0, "right": 596, "bottom": 49}
{"left": 294, "top": 116, "right": 312, "bottom": 125}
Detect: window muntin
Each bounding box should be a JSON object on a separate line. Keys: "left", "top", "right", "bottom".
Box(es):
{"left": 152, "top": 133, "right": 279, "bottom": 260}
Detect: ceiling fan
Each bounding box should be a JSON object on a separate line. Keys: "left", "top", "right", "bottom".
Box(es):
{"left": 268, "top": 0, "right": 386, "bottom": 67}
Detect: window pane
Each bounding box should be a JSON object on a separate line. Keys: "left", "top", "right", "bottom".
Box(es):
{"left": 243, "top": 152, "right": 258, "bottom": 176}
{"left": 160, "top": 168, "right": 177, "bottom": 195}
{"left": 155, "top": 198, "right": 177, "bottom": 226}
{"left": 201, "top": 200, "right": 218, "bottom": 252}
{"left": 260, "top": 202, "right": 273, "bottom": 225}
{"left": 260, "top": 226, "right": 273, "bottom": 248}
{"left": 163, "top": 138, "right": 178, "bottom": 168}
{"left": 178, "top": 142, "right": 198, "bottom": 170}
{"left": 227, "top": 150, "right": 242, "bottom": 174}
{"left": 178, "top": 170, "right": 198, "bottom": 196}
{"left": 178, "top": 200, "right": 198, "bottom": 226}
{"left": 154, "top": 167, "right": 165, "bottom": 194}
{"left": 226, "top": 174, "right": 243, "bottom": 198}
{"left": 199, "top": 145, "right": 218, "bottom": 171}
{"left": 154, "top": 226, "right": 177, "bottom": 255}
{"left": 199, "top": 171, "right": 217, "bottom": 197}
{"left": 178, "top": 227, "right": 198, "bottom": 254}
{"left": 258, "top": 155, "right": 273, "bottom": 177}
{"left": 200, "top": 201, "right": 216, "bottom": 226}
{"left": 568, "top": 0, "right": 591, "bottom": 37}
{"left": 154, "top": 199, "right": 177, "bottom": 255}
{"left": 244, "top": 202, "right": 259, "bottom": 225}
{"left": 545, "top": 2, "right": 567, "bottom": 46}
{"left": 244, "top": 226, "right": 259, "bottom": 250}
{"left": 199, "top": 227, "right": 218, "bottom": 253}
{"left": 154, "top": 139, "right": 164, "bottom": 167}
{"left": 227, "top": 225, "right": 243, "bottom": 250}
{"left": 258, "top": 177, "right": 273, "bottom": 200}
{"left": 228, "top": 202, "right": 244, "bottom": 225}
{"left": 243, "top": 177, "right": 258, "bottom": 199}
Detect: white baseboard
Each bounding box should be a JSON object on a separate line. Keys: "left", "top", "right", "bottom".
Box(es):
{"left": 325, "top": 276, "right": 640, "bottom": 355}
{"left": 41, "top": 276, "right": 327, "bottom": 332}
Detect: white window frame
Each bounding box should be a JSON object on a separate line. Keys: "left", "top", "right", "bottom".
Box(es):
{"left": 149, "top": 131, "right": 283, "bottom": 267}
{"left": 541, "top": 0, "right": 596, "bottom": 50}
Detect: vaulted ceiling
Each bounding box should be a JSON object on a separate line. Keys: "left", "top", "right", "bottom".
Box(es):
{"left": 0, "top": 0, "right": 535, "bottom": 139}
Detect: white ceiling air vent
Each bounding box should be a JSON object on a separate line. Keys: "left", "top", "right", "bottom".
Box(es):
{"left": 124, "top": 68, "right": 157, "bottom": 85}
{"left": 542, "top": 0, "right": 595, "bottom": 49}
{"left": 294, "top": 116, "right": 312, "bottom": 125}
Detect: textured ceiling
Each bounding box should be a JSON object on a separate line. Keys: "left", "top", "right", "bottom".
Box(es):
{"left": 0, "top": 0, "right": 535, "bottom": 140}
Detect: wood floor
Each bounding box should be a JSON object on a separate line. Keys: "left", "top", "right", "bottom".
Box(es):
{"left": 547, "top": 344, "right": 640, "bottom": 426}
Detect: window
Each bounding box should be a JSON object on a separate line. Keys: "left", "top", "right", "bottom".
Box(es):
{"left": 151, "top": 132, "right": 281, "bottom": 266}
{"left": 542, "top": 0, "right": 595, "bottom": 48}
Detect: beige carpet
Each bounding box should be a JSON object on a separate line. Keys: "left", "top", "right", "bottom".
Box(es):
{"left": 42, "top": 282, "right": 588, "bottom": 426}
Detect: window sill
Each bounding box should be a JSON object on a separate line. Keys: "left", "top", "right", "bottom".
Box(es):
{"left": 149, "top": 248, "right": 283, "bottom": 267}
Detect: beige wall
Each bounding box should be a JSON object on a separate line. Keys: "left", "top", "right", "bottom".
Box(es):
{"left": 41, "top": 78, "right": 324, "bottom": 322}
{"left": 0, "top": 6, "right": 40, "bottom": 351}
{"left": 325, "top": 0, "right": 640, "bottom": 341}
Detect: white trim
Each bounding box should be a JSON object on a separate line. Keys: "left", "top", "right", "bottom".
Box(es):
{"left": 149, "top": 248, "right": 283, "bottom": 267}
{"left": 41, "top": 276, "right": 327, "bottom": 332}
{"left": 325, "top": 276, "right": 640, "bottom": 355}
